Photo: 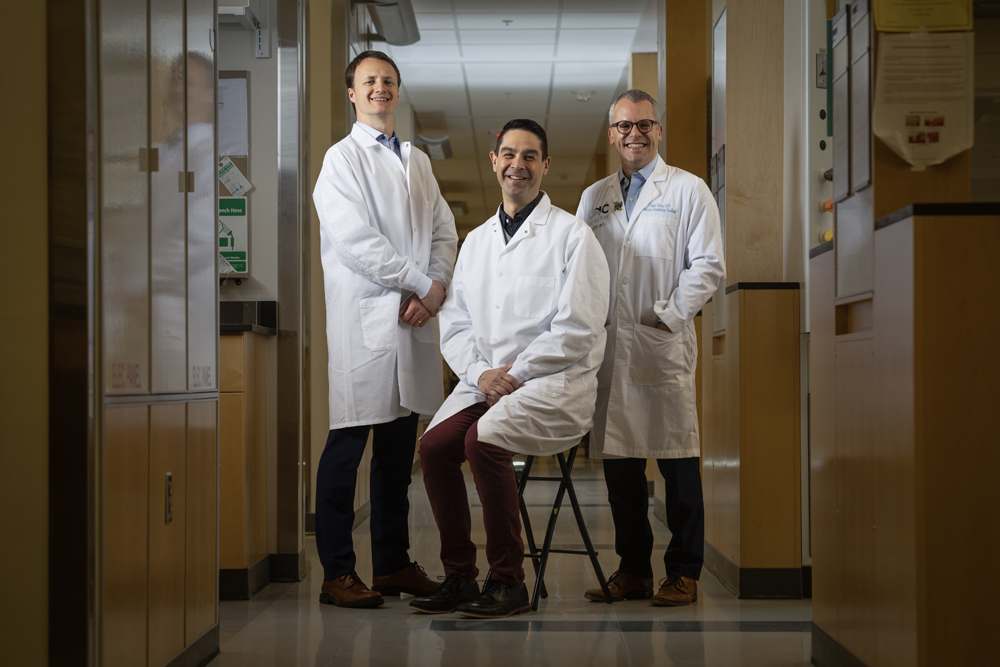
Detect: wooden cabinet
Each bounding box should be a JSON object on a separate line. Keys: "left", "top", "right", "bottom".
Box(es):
{"left": 220, "top": 332, "right": 270, "bottom": 598}
{"left": 810, "top": 207, "right": 999, "bottom": 667}
{"left": 701, "top": 284, "right": 803, "bottom": 598}
{"left": 101, "top": 401, "right": 217, "bottom": 667}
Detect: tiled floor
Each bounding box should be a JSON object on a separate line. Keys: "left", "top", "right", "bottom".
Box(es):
{"left": 211, "top": 457, "right": 812, "bottom": 666}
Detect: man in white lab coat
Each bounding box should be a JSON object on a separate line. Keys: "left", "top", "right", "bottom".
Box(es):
{"left": 577, "top": 90, "right": 725, "bottom": 606}
{"left": 410, "top": 119, "right": 610, "bottom": 618}
{"left": 311, "top": 51, "right": 458, "bottom": 608}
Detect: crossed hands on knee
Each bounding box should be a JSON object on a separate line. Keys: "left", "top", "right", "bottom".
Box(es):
{"left": 478, "top": 364, "right": 520, "bottom": 407}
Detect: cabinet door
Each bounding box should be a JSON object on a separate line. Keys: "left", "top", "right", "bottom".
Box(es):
{"left": 149, "top": 403, "right": 186, "bottom": 666}
{"left": 186, "top": 400, "right": 218, "bottom": 642}
{"left": 219, "top": 392, "right": 246, "bottom": 569}
{"left": 101, "top": 0, "right": 149, "bottom": 394}
{"left": 149, "top": 0, "right": 188, "bottom": 394}
{"left": 102, "top": 406, "right": 149, "bottom": 667}
{"left": 186, "top": 0, "right": 218, "bottom": 391}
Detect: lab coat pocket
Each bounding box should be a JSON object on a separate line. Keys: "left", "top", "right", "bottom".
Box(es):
{"left": 513, "top": 276, "right": 556, "bottom": 318}
{"left": 632, "top": 216, "right": 679, "bottom": 260}
{"left": 520, "top": 374, "right": 565, "bottom": 398}
{"left": 627, "top": 324, "right": 692, "bottom": 386}
{"left": 358, "top": 295, "right": 399, "bottom": 352}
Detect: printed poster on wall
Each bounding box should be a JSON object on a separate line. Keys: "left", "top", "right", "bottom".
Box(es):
{"left": 872, "top": 32, "right": 974, "bottom": 170}
{"left": 873, "top": 0, "right": 973, "bottom": 32}
{"left": 219, "top": 196, "right": 248, "bottom": 275}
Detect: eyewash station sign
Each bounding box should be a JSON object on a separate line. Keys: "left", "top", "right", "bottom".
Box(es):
{"left": 219, "top": 196, "right": 248, "bottom": 275}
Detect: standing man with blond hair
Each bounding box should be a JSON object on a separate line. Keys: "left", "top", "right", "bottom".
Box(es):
{"left": 312, "top": 50, "right": 458, "bottom": 608}
{"left": 577, "top": 89, "right": 725, "bottom": 607}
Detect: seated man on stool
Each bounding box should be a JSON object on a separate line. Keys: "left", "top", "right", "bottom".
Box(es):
{"left": 410, "top": 119, "right": 610, "bottom": 618}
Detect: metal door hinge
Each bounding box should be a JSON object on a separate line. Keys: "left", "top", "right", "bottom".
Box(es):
{"left": 140, "top": 147, "right": 159, "bottom": 172}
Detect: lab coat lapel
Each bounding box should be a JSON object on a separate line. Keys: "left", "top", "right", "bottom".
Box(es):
{"left": 626, "top": 157, "right": 668, "bottom": 230}
{"left": 606, "top": 177, "right": 627, "bottom": 230}
{"left": 501, "top": 193, "right": 550, "bottom": 255}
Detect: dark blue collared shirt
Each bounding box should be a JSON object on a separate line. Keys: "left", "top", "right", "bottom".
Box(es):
{"left": 498, "top": 192, "right": 544, "bottom": 243}
{"left": 355, "top": 121, "right": 402, "bottom": 162}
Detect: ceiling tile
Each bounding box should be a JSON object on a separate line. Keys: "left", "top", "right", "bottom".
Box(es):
{"left": 558, "top": 12, "right": 642, "bottom": 29}
{"left": 456, "top": 0, "right": 560, "bottom": 12}
{"left": 558, "top": 28, "right": 638, "bottom": 45}
{"left": 413, "top": 29, "right": 459, "bottom": 45}
{"left": 386, "top": 44, "right": 462, "bottom": 62}
{"left": 459, "top": 29, "right": 557, "bottom": 45}
{"left": 556, "top": 42, "right": 631, "bottom": 61}
{"left": 463, "top": 62, "right": 552, "bottom": 80}
{"left": 561, "top": 0, "right": 649, "bottom": 12}
{"left": 459, "top": 44, "right": 556, "bottom": 61}
{"left": 411, "top": 0, "right": 453, "bottom": 12}
{"left": 457, "top": 13, "right": 559, "bottom": 30}
{"left": 413, "top": 13, "right": 456, "bottom": 30}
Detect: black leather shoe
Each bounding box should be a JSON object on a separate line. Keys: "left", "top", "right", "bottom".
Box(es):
{"left": 454, "top": 579, "right": 530, "bottom": 618}
{"left": 408, "top": 574, "right": 480, "bottom": 614}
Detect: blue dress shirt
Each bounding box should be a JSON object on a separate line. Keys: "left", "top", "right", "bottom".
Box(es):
{"left": 355, "top": 121, "right": 402, "bottom": 162}
{"left": 619, "top": 158, "right": 658, "bottom": 220}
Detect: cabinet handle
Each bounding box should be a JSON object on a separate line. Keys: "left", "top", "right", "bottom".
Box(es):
{"left": 139, "top": 147, "right": 159, "bottom": 172}
{"left": 165, "top": 472, "right": 173, "bottom": 524}
{"left": 188, "top": 171, "right": 195, "bottom": 193}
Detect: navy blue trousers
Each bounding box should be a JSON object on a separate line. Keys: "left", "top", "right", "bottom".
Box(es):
{"left": 314, "top": 413, "right": 419, "bottom": 581}
{"left": 603, "top": 457, "right": 704, "bottom": 581}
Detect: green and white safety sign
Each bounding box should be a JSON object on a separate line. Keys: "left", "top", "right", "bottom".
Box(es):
{"left": 219, "top": 196, "right": 248, "bottom": 275}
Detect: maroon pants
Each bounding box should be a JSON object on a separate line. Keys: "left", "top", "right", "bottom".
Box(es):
{"left": 419, "top": 402, "right": 525, "bottom": 587}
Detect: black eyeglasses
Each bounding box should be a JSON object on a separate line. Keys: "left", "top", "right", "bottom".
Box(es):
{"left": 612, "top": 119, "right": 658, "bottom": 135}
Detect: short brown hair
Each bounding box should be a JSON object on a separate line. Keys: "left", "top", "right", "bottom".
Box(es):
{"left": 345, "top": 50, "right": 401, "bottom": 90}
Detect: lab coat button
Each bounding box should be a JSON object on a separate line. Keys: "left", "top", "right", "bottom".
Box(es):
{"left": 621, "top": 277, "right": 629, "bottom": 285}
{"left": 499, "top": 272, "right": 503, "bottom": 277}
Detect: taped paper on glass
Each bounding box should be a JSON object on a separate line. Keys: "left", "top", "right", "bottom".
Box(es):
{"left": 219, "top": 157, "right": 253, "bottom": 196}
{"left": 219, "top": 196, "right": 248, "bottom": 275}
{"left": 872, "top": 32, "right": 974, "bottom": 170}
{"left": 873, "top": 0, "right": 972, "bottom": 33}
{"left": 218, "top": 77, "right": 248, "bottom": 156}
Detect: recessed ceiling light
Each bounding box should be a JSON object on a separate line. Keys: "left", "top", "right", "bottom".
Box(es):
{"left": 574, "top": 90, "right": 596, "bottom": 102}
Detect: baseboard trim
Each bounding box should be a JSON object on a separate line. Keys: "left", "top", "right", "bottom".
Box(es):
{"left": 270, "top": 549, "right": 308, "bottom": 582}
{"left": 704, "top": 540, "right": 805, "bottom": 599}
{"left": 165, "top": 624, "right": 219, "bottom": 667}
{"left": 811, "top": 623, "right": 869, "bottom": 667}
{"left": 220, "top": 555, "right": 270, "bottom": 600}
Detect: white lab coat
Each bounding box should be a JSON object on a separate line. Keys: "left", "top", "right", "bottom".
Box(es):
{"left": 313, "top": 124, "right": 458, "bottom": 429}
{"left": 425, "top": 195, "right": 610, "bottom": 456}
{"left": 576, "top": 156, "right": 725, "bottom": 459}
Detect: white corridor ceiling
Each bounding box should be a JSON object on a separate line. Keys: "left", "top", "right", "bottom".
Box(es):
{"left": 384, "top": 0, "right": 657, "bottom": 232}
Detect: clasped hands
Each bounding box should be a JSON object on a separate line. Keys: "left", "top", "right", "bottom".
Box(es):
{"left": 478, "top": 364, "right": 520, "bottom": 407}
{"left": 399, "top": 280, "right": 446, "bottom": 328}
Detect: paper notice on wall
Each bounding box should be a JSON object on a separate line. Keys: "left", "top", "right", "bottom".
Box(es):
{"left": 219, "top": 196, "right": 248, "bottom": 275}
{"left": 872, "top": 32, "right": 974, "bottom": 170}
{"left": 218, "top": 77, "right": 249, "bottom": 156}
{"left": 218, "top": 157, "right": 253, "bottom": 196}
{"left": 873, "top": 0, "right": 972, "bottom": 33}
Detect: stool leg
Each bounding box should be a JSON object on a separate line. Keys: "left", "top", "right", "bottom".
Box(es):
{"left": 557, "top": 451, "right": 613, "bottom": 604}
{"left": 531, "top": 461, "right": 570, "bottom": 611}
{"left": 518, "top": 457, "right": 548, "bottom": 599}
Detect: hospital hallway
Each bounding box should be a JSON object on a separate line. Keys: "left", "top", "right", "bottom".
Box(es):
{"left": 210, "top": 457, "right": 812, "bottom": 667}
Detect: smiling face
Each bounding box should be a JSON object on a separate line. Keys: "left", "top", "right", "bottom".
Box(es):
{"left": 348, "top": 58, "right": 399, "bottom": 126}
{"left": 490, "top": 129, "right": 551, "bottom": 210}
{"left": 609, "top": 98, "right": 662, "bottom": 177}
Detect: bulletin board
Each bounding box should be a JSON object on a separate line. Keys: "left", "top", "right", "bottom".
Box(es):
{"left": 218, "top": 70, "right": 251, "bottom": 277}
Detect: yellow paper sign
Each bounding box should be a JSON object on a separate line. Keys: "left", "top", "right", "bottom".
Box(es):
{"left": 873, "top": 0, "right": 973, "bottom": 32}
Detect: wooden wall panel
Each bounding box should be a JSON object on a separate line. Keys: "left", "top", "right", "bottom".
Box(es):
{"left": 834, "top": 337, "right": 877, "bottom": 665}
{"left": 220, "top": 392, "right": 246, "bottom": 569}
{"left": 724, "top": 0, "right": 784, "bottom": 286}
{"left": 916, "top": 216, "right": 997, "bottom": 667}
{"left": 665, "top": 0, "right": 709, "bottom": 178}
{"left": 220, "top": 334, "right": 243, "bottom": 393}
{"left": 186, "top": 400, "right": 218, "bottom": 643}
{"left": 872, "top": 221, "right": 917, "bottom": 667}
{"left": 701, "top": 307, "right": 716, "bottom": 545}
{"left": 809, "top": 251, "right": 839, "bottom": 637}
{"left": 102, "top": 406, "right": 149, "bottom": 667}
{"left": 248, "top": 334, "right": 269, "bottom": 565}
{"left": 722, "top": 290, "right": 742, "bottom": 565}
{"left": 148, "top": 403, "right": 186, "bottom": 667}
{"left": 738, "top": 290, "right": 801, "bottom": 568}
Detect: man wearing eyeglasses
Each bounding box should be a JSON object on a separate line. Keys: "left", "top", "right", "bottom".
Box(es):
{"left": 577, "top": 89, "right": 725, "bottom": 607}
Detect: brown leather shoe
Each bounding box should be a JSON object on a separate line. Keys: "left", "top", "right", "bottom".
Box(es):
{"left": 320, "top": 572, "right": 384, "bottom": 608}
{"left": 652, "top": 574, "right": 698, "bottom": 606}
{"left": 584, "top": 570, "right": 654, "bottom": 602}
{"left": 372, "top": 561, "right": 440, "bottom": 597}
